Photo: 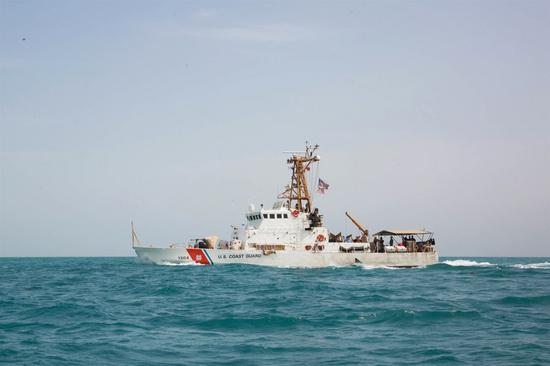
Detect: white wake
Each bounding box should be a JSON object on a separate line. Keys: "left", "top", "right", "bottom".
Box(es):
{"left": 442, "top": 259, "right": 495, "bottom": 267}
{"left": 158, "top": 261, "right": 200, "bottom": 266}
{"left": 356, "top": 264, "right": 400, "bottom": 270}
{"left": 511, "top": 262, "right": 550, "bottom": 269}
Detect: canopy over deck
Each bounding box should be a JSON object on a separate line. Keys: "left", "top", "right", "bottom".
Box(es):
{"left": 373, "top": 229, "right": 432, "bottom": 236}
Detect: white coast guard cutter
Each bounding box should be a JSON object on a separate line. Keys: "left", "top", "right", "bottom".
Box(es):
{"left": 133, "top": 144, "right": 438, "bottom": 267}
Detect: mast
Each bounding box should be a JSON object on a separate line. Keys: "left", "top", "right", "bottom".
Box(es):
{"left": 287, "top": 143, "right": 320, "bottom": 213}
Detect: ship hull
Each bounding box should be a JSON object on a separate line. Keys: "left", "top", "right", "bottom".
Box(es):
{"left": 134, "top": 246, "right": 438, "bottom": 268}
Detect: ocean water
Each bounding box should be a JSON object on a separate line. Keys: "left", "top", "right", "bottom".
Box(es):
{"left": 1, "top": 257, "right": 549, "bottom": 365}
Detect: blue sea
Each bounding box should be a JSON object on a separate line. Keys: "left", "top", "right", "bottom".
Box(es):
{"left": 1, "top": 257, "right": 549, "bottom": 365}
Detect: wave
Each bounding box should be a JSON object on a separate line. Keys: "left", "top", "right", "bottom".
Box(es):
{"left": 439, "top": 259, "right": 550, "bottom": 270}
{"left": 157, "top": 261, "right": 200, "bottom": 266}
{"left": 497, "top": 295, "right": 550, "bottom": 305}
{"left": 511, "top": 262, "right": 550, "bottom": 269}
{"left": 366, "top": 308, "right": 481, "bottom": 324}
{"left": 140, "top": 257, "right": 550, "bottom": 270}
{"left": 356, "top": 264, "right": 400, "bottom": 270}
{"left": 441, "top": 259, "right": 495, "bottom": 267}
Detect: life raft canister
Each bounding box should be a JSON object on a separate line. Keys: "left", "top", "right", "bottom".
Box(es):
{"left": 292, "top": 210, "right": 300, "bottom": 217}
{"left": 316, "top": 234, "right": 326, "bottom": 242}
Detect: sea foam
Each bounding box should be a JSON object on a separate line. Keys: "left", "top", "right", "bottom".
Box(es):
{"left": 441, "top": 259, "right": 495, "bottom": 267}
{"left": 356, "top": 264, "right": 400, "bottom": 270}
{"left": 158, "top": 261, "right": 200, "bottom": 266}
{"left": 511, "top": 262, "right": 550, "bottom": 269}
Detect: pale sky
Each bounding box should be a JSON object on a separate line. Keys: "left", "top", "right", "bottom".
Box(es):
{"left": 1, "top": 0, "right": 549, "bottom": 257}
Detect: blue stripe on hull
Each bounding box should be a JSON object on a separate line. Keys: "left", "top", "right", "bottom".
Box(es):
{"left": 203, "top": 250, "right": 214, "bottom": 265}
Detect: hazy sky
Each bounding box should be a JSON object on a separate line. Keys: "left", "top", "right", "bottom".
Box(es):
{"left": 1, "top": 0, "right": 549, "bottom": 257}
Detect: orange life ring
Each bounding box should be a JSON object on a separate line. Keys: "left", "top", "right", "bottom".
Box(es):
{"left": 305, "top": 245, "right": 312, "bottom": 251}
{"left": 316, "top": 234, "right": 326, "bottom": 242}
{"left": 292, "top": 210, "right": 300, "bottom": 217}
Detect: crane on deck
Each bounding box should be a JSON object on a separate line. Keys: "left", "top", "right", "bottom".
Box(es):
{"left": 345, "top": 212, "right": 369, "bottom": 240}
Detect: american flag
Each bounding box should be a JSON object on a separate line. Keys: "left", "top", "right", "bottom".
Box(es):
{"left": 317, "top": 178, "right": 329, "bottom": 194}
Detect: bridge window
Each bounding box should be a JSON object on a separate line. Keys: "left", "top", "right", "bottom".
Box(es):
{"left": 284, "top": 214, "right": 288, "bottom": 219}
{"left": 269, "top": 214, "right": 275, "bottom": 219}
{"left": 263, "top": 214, "right": 268, "bottom": 219}
{"left": 277, "top": 214, "right": 282, "bottom": 219}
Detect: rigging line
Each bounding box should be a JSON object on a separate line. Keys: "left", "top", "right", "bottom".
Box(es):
{"left": 311, "top": 159, "right": 320, "bottom": 207}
